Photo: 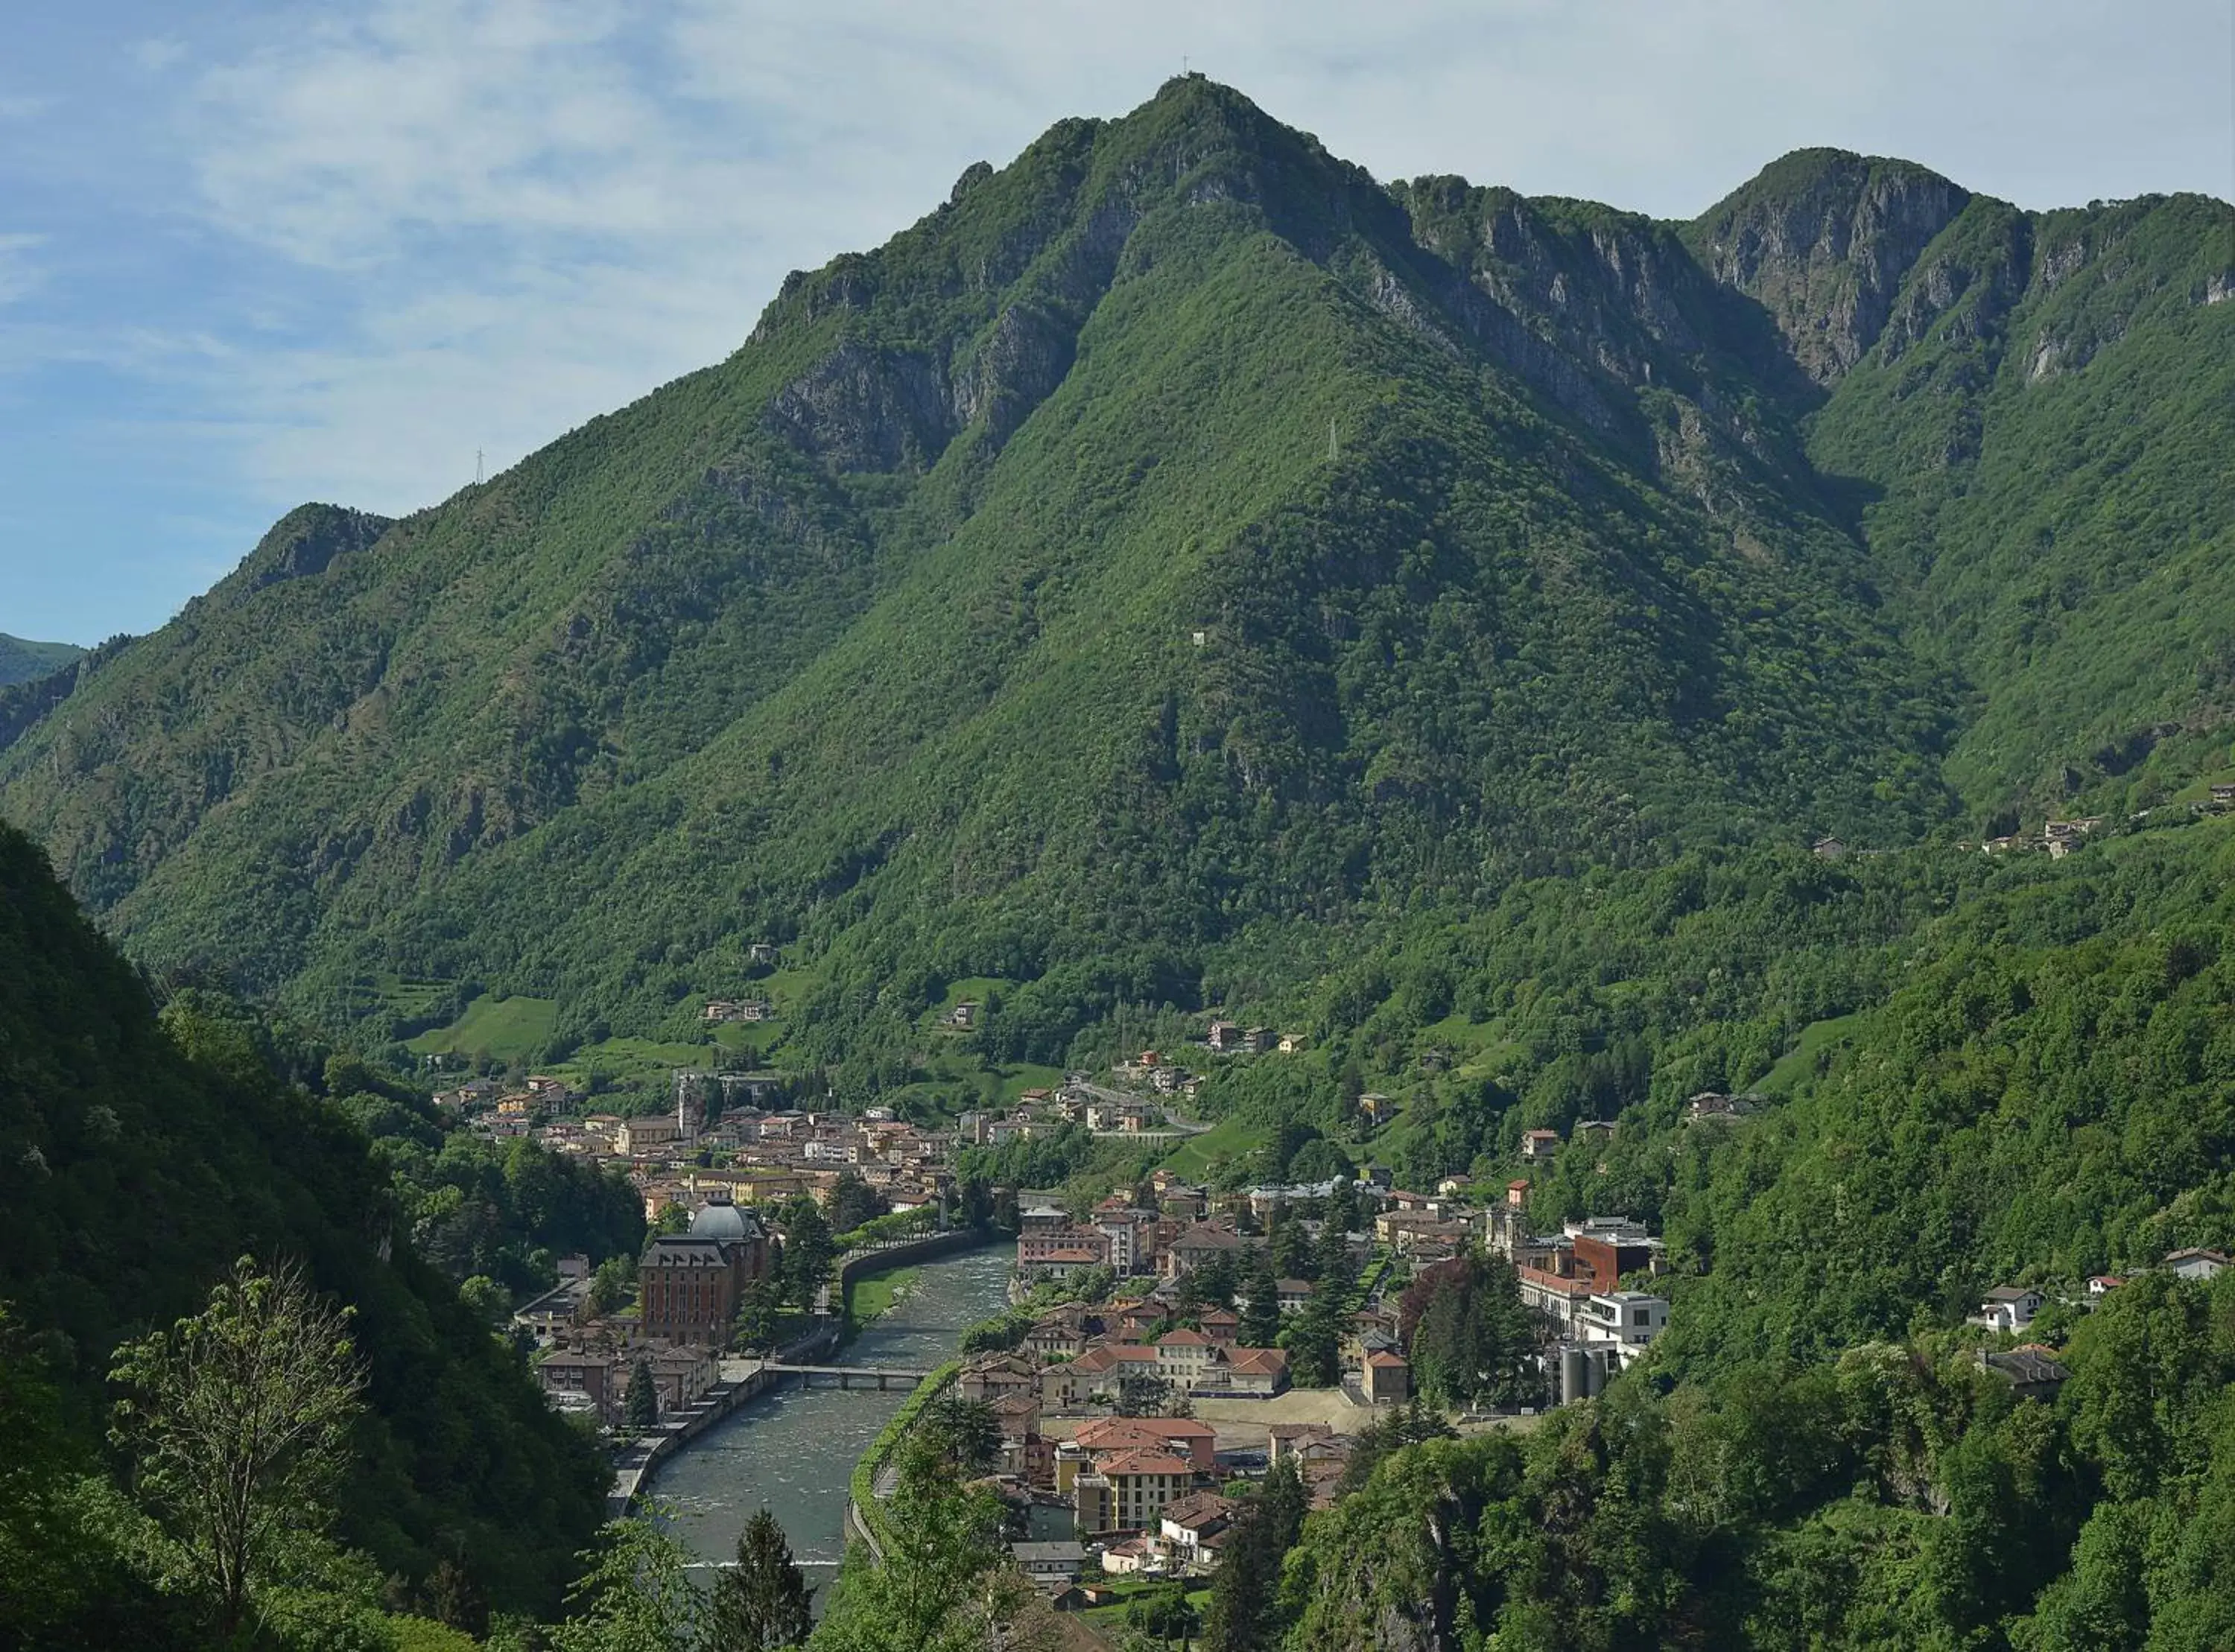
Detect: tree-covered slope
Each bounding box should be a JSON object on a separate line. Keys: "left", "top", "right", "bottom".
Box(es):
{"left": 0, "top": 80, "right": 2225, "bottom": 1070}
{"left": 1807, "top": 190, "right": 2235, "bottom": 816}
{"left": 0, "top": 822, "right": 609, "bottom": 1622}
{"left": 0, "top": 632, "right": 83, "bottom": 687}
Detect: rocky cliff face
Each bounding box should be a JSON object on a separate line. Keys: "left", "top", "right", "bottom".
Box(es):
{"left": 1687, "top": 148, "right": 1971, "bottom": 382}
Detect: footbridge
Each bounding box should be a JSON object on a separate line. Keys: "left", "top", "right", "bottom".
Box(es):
{"left": 763, "top": 1362, "right": 936, "bottom": 1391}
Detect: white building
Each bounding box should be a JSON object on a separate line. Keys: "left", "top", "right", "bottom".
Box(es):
{"left": 2166, "top": 1248, "right": 2230, "bottom": 1282}
{"left": 1971, "top": 1286, "right": 2044, "bottom": 1332}
{"left": 1577, "top": 1291, "right": 1668, "bottom": 1366}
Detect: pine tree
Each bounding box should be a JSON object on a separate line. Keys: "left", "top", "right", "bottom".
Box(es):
{"left": 1313, "top": 1216, "right": 1354, "bottom": 1289}
{"left": 732, "top": 1277, "right": 783, "bottom": 1356}
{"left": 1325, "top": 1178, "right": 1359, "bottom": 1236}
{"left": 624, "top": 1356, "right": 658, "bottom": 1432}
{"left": 780, "top": 1197, "right": 835, "bottom": 1315}
{"left": 706, "top": 1507, "right": 814, "bottom": 1651}
{"left": 1271, "top": 1212, "right": 1314, "bottom": 1283}
{"left": 1203, "top": 1458, "right": 1306, "bottom": 1651}
{"left": 1240, "top": 1246, "right": 1281, "bottom": 1349}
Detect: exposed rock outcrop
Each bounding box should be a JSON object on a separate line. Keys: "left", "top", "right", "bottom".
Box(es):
{"left": 1687, "top": 149, "right": 1971, "bottom": 381}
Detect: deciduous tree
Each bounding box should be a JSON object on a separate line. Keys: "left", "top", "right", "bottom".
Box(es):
{"left": 107, "top": 1257, "right": 366, "bottom": 1638}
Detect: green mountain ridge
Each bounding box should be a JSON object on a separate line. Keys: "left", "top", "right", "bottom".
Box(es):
{"left": 0, "top": 77, "right": 2228, "bottom": 1073}
{"left": 0, "top": 632, "right": 86, "bottom": 688}
{"left": 0, "top": 821, "right": 609, "bottom": 1636}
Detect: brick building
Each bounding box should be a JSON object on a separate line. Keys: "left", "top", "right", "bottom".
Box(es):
{"left": 635, "top": 1199, "right": 773, "bottom": 1345}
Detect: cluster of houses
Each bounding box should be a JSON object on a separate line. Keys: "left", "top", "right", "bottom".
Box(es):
{"left": 1980, "top": 815, "right": 2105, "bottom": 857}
{"left": 1961, "top": 1247, "right": 2232, "bottom": 1402}
{"left": 957, "top": 1316, "right": 1411, "bottom": 1588}
{"left": 960, "top": 1079, "right": 1176, "bottom": 1145}
{"left": 1001, "top": 1415, "right": 1378, "bottom": 1591}
{"left": 442, "top": 1070, "right": 967, "bottom": 1227}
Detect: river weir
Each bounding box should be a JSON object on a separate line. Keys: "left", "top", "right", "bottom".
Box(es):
{"left": 652, "top": 1240, "right": 1016, "bottom": 1578}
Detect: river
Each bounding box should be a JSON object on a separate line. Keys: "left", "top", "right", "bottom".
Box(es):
{"left": 653, "top": 1240, "right": 1018, "bottom": 1581}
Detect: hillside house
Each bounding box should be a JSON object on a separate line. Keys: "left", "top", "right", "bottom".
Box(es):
{"left": 2166, "top": 1247, "right": 2231, "bottom": 1281}
{"left": 1519, "top": 1128, "right": 1561, "bottom": 1161}
{"left": 1158, "top": 1490, "right": 1237, "bottom": 1571}
{"left": 1009, "top": 1541, "right": 1087, "bottom": 1589}
{"left": 1153, "top": 1327, "right": 1217, "bottom": 1385}
{"left": 1202, "top": 1345, "right": 1288, "bottom": 1397}
{"left": 536, "top": 1349, "right": 619, "bottom": 1420}
{"left": 1163, "top": 1222, "right": 1246, "bottom": 1279}
{"left": 1093, "top": 1448, "right": 1196, "bottom": 1531}
{"left": 1044, "top": 1344, "right": 1160, "bottom": 1406}
{"left": 1971, "top": 1285, "right": 2044, "bottom": 1332}
{"left": 1362, "top": 1350, "right": 1410, "bottom": 1404}
{"left": 1196, "top": 1306, "right": 1241, "bottom": 1343}
{"left": 958, "top": 1354, "right": 1040, "bottom": 1405}
{"left": 1978, "top": 1345, "right": 2071, "bottom": 1401}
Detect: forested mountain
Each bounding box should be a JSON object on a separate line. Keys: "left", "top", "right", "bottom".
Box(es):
{"left": 1, "top": 72, "right": 2231, "bottom": 1652}
{"left": 0, "top": 822, "right": 611, "bottom": 1641}
{"left": 1, "top": 77, "right": 2224, "bottom": 1074}
{"left": 0, "top": 633, "right": 83, "bottom": 687}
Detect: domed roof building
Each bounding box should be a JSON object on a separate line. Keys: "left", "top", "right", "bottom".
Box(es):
{"left": 689, "top": 1198, "right": 758, "bottom": 1242}
{"left": 638, "top": 1198, "right": 773, "bottom": 1346}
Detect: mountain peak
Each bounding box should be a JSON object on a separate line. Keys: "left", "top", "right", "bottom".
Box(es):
{"left": 222, "top": 501, "right": 394, "bottom": 599}
{"left": 1687, "top": 147, "right": 1971, "bottom": 381}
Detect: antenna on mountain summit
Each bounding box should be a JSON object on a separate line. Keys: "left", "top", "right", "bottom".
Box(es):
{"left": 475, "top": 448, "right": 485, "bottom": 485}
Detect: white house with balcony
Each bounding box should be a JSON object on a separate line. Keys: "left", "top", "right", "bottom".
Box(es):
{"left": 1970, "top": 1285, "right": 2044, "bottom": 1332}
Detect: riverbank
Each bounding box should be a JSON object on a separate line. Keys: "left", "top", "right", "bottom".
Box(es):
{"left": 645, "top": 1238, "right": 1017, "bottom": 1578}
{"left": 841, "top": 1264, "right": 919, "bottom": 1347}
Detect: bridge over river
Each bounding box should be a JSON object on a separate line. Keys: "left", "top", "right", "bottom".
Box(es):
{"left": 761, "top": 1362, "right": 935, "bottom": 1390}
{"left": 646, "top": 1240, "right": 1015, "bottom": 1581}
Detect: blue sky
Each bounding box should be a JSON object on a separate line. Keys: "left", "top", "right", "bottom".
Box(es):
{"left": 1, "top": 0, "right": 2228, "bottom": 645}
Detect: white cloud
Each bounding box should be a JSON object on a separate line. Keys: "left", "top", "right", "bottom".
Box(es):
{"left": 0, "top": 235, "right": 47, "bottom": 305}
{"left": 131, "top": 36, "right": 188, "bottom": 74}
{"left": 142, "top": 0, "right": 2235, "bottom": 528}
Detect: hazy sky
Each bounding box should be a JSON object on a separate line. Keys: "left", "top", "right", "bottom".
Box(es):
{"left": 1, "top": 0, "right": 2228, "bottom": 644}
